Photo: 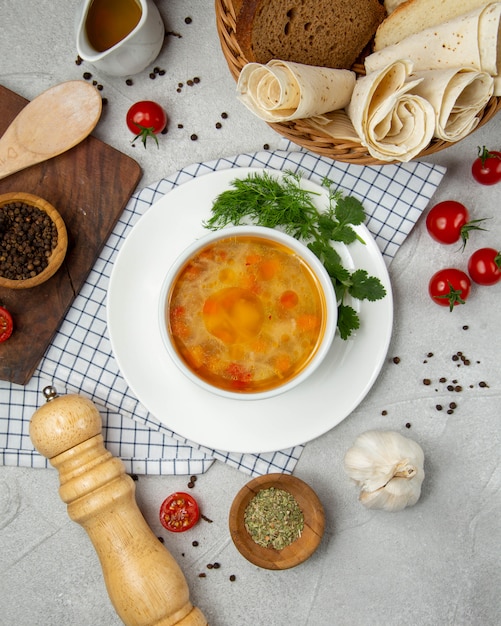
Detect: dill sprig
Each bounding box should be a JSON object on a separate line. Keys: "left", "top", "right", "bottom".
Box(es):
{"left": 204, "top": 170, "right": 386, "bottom": 339}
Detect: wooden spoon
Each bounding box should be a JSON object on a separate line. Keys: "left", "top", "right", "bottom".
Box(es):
{"left": 0, "top": 80, "right": 102, "bottom": 180}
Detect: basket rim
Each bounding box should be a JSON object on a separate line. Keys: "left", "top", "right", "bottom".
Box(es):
{"left": 215, "top": 0, "right": 501, "bottom": 165}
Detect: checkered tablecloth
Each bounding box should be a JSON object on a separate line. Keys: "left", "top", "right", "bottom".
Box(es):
{"left": 0, "top": 147, "right": 446, "bottom": 476}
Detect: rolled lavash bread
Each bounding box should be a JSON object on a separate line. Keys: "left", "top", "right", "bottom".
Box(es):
{"left": 347, "top": 59, "right": 435, "bottom": 162}
{"left": 409, "top": 68, "right": 494, "bottom": 141}
{"left": 236, "top": 60, "right": 356, "bottom": 122}
{"left": 365, "top": 3, "right": 501, "bottom": 78}
{"left": 375, "top": 0, "right": 492, "bottom": 50}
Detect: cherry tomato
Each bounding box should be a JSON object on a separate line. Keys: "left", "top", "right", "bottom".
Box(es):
{"left": 467, "top": 248, "right": 501, "bottom": 286}
{"left": 471, "top": 146, "right": 501, "bottom": 185}
{"left": 425, "top": 200, "right": 487, "bottom": 250}
{"left": 428, "top": 268, "right": 471, "bottom": 311}
{"left": 0, "top": 306, "right": 13, "bottom": 342}
{"left": 159, "top": 492, "right": 200, "bottom": 532}
{"left": 126, "top": 101, "right": 167, "bottom": 148}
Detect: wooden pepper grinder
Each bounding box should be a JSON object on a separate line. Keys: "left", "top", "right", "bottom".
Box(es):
{"left": 29, "top": 386, "right": 207, "bottom": 626}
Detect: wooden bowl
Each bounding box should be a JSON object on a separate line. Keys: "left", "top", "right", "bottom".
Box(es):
{"left": 0, "top": 192, "right": 68, "bottom": 289}
{"left": 215, "top": 0, "right": 501, "bottom": 165}
{"left": 229, "top": 473, "right": 325, "bottom": 570}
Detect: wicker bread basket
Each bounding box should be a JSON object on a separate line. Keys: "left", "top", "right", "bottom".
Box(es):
{"left": 215, "top": 0, "right": 501, "bottom": 165}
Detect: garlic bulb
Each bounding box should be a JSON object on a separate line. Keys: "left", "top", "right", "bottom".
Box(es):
{"left": 343, "top": 430, "right": 425, "bottom": 512}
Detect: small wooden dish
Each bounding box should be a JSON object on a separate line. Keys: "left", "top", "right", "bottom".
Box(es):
{"left": 229, "top": 473, "right": 325, "bottom": 570}
{"left": 0, "top": 192, "right": 68, "bottom": 289}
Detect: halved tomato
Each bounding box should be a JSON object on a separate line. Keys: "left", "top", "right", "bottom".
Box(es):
{"left": 159, "top": 492, "right": 200, "bottom": 532}
{"left": 0, "top": 306, "right": 13, "bottom": 342}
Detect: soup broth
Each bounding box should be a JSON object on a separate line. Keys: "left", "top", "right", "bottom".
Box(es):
{"left": 167, "top": 235, "right": 327, "bottom": 394}
{"left": 85, "top": 0, "right": 142, "bottom": 52}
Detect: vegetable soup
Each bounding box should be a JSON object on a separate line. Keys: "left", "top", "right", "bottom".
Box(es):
{"left": 166, "top": 234, "right": 327, "bottom": 393}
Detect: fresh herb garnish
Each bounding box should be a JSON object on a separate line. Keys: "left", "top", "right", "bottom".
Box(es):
{"left": 204, "top": 170, "right": 386, "bottom": 340}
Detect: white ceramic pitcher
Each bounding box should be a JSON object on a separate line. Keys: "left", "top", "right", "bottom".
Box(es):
{"left": 76, "top": 0, "right": 165, "bottom": 76}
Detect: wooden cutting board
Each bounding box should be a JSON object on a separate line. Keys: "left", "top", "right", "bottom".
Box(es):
{"left": 0, "top": 84, "right": 142, "bottom": 385}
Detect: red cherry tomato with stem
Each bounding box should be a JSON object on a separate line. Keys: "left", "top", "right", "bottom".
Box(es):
{"left": 471, "top": 146, "right": 501, "bottom": 185}
{"left": 159, "top": 492, "right": 200, "bottom": 532}
{"left": 0, "top": 306, "right": 13, "bottom": 342}
{"left": 425, "top": 200, "right": 488, "bottom": 250}
{"left": 126, "top": 101, "right": 167, "bottom": 148}
{"left": 428, "top": 268, "right": 471, "bottom": 311}
{"left": 467, "top": 248, "right": 501, "bottom": 285}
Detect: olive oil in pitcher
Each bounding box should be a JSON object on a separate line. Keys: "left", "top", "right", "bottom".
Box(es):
{"left": 85, "top": 0, "right": 142, "bottom": 52}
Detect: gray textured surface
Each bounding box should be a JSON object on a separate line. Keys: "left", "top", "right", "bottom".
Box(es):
{"left": 1, "top": 1, "right": 500, "bottom": 625}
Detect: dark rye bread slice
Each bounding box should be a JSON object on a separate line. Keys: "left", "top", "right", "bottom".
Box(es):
{"left": 235, "top": 0, "right": 386, "bottom": 69}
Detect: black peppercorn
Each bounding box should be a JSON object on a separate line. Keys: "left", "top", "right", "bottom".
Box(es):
{"left": 0, "top": 202, "right": 58, "bottom": 280}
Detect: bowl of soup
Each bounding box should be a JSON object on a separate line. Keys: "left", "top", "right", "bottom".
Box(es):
{"left": 158, "top": 226, "right": 337, "bottom": 400}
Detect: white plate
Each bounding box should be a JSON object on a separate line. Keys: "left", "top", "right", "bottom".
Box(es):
{"left": 107, "top": 168, "right": 393, "bottom": 453}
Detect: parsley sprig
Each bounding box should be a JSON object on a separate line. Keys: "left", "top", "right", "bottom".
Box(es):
{"left": 204, "top": 170, "right": 386, "bottom": 339}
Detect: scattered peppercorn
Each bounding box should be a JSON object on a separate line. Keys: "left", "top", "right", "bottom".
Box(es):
{"left": 423, "top": 379, "right": 431, "bottom": 385}
{"left": 190, "top": 134, "right": 198, "bottom": 141}
{"left": 213, "top": 562, "right": 221, "bottom": 569}
{"left": 221, "top": 112, "right": 228, "bottom": 119}
{"left": 207, "top": 563, "right": 213, "bottom": 569}
{"left": 198, "top": 572, "right": 206, "bottom": 578}
{"left": 185, "top": 16, "right": 192, "bottom": 24}
{"left": 215, "top": 122, "right": 222, "bottom": 129}
{"left": 192, "top": 541, "right": 199, "bottom": 547}
{"left": 149, "top": 72, "right": 156, "bottom": 79}
{"left": 393, "top": 356, "right": 401, "bottom": 364}
{"left": 405, "top": 423, "right": 411, "bottom": 429}
{"left": 436, "top": 405, "right": 443, "bottom": 411}
{"left": 76, "top": 55, "right": 83, "bottom": 65}
{"left": 263, "top": 144, "right": 270, "bottom": 150}
{"left": 479, "top": 381, "right": 489, "bottom": 388}
{"left": 128, "top": 473, "right": 139, "bottom": 481}
{"left": 157, "top": 536, "right": 164, "bottom": 543}
{"left": 462, "top": 325, "right": 469, "bottom": 330}
{"left": 126, "top": 79, "right": 133, "bottom": 86}
{"left": 449, "top": 402, "right": 457, "bottom": 410}
{"left": 83, "top": 71, "right": 92, "bottom": 80}
{"left": 193, "top": 77, "right": 200, "bottom": 84}
{"left": 229, "top": 575, "right": 236, "bottom": 582}
{"left": 187, "top": 481, "right": 195, "bottom": 488}
{"left": 381, "top": 410, "right": 387, "bottom": 416}
{"left": 187, "top": 79, "right": 194, "bottom": 86}
{"left": 178, "top": 123, "right": 184, "bottom": 129}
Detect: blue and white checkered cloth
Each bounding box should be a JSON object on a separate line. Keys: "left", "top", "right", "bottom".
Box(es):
{"left": 0, "top": 148, "right": 445, "bottom": 476}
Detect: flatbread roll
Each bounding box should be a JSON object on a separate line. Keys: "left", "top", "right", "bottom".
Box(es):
{"left": 409, "top": 68, "right": 494, "bottom": 141}
{"left": 347, "top": 59, "right": 435, "bottom": 162}
{"left": 366, "top": 3, "right": 501, "bottom": 76}
{"left": 236, "top": 60, "right": 356, "bottom": 122}
{"left": 375, "top": 0, "right": 492, "bottom": 50}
